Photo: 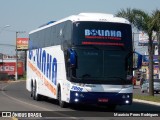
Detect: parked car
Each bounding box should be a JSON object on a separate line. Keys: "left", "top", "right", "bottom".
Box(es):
{"left": 141, "top": 79, "right": 160, "bottom": 94}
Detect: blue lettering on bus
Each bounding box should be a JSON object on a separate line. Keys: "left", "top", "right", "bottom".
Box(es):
{"left": 28, "top": 48, "right": 57, "bottom": 85}
{"left": 46, "top": 53, "right": 52, "bottom": 79}
{"left": 52, "top": 58, "right": 57, "bottom": 85}
{"left": 85, "top": 29, "right": 122, "bottom": 37}
{"left": 36, "top": 48, "right": 42, "bottom": 70}
{"left": 42, "top": 50, "right": 46, "bottom": 74}
{"left": 71, "top": 86, "right": 83, "bottom": 92}
{"left": 29, "top": 50, "right": 33, "bottom": 60}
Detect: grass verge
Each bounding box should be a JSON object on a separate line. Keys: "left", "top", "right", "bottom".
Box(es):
{"left": 133, "top": 94, "right": 160, "bottom": 103}
{"left": 18, "top": 72, "right": 26, "bottom": 80}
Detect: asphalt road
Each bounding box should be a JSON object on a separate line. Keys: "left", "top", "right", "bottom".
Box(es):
{"left": 0, "top": 81, "right": 160, "bottom": 120}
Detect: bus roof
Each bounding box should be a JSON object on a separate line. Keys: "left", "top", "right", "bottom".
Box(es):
{"left": 29, "top": 13, "right": 130, "bottom": 34}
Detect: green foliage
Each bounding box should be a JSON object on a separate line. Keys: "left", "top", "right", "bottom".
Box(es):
{"left": 116, "top": 8, "right": 136, "bottom": 25}
{"left": 19, "top": 72, "right": 26, "bottom": 80}
{"left": 116, "top": 8, "right": 155, "bottom": 35}
{"left": 152, "top": 9, "right": 160, "bottom": 32}
{"left": 116, "top": 8, "right": 160, "bottom": 96}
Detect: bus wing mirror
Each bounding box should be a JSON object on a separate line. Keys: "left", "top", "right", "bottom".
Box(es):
{"left": 133, "top": 52, "right": 142, "bottom": 70}
{"left": 68, "top": 49, "right": 77, "bottom": 68}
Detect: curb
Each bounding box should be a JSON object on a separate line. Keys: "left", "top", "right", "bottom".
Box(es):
{"left": 133, "top": 99, "right": 160, "bottom": 106}
{"left": 0, "top": 80, "right": 25, "bottom": 84}
{"left": 0, "top": 80, "right": 10, "bottom": 84}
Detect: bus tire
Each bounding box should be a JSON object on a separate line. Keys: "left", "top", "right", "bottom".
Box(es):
{"left": 107, "top": 105, "right": 116, "bottom": 111}
{"left": 31, "top": 81, "right": 33, "bottom": 97}
{"left": 32, "top": 83, "right": 36, "bottom": 100}
{"left": 58, "top": 88, "right": 67, "bottom": 108}
{"left": 33, "top": 82, "right": 41, "bottom": 101}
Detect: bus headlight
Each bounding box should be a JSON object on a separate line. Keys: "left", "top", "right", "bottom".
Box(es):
{"left": 125, "top": 100, "right": 130, "bottom": 104}
{"left": 127, "top": 95, "right": 130, "bottom": 98}
{"left": 75, "top": 93, "right": 79, "bottom": 97}
{"left": 74, "top": 99, "right": 79, "bottom": 102}
{"left": 122, "top": 94, "right": 130, "bottom": 99}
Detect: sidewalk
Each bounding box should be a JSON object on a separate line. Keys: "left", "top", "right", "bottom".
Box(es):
{"left": 133, "top": 99, "right": 160, "bottom": 106}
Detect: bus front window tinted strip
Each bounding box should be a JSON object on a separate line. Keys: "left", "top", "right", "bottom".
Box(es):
{"left": 72, "top": 45, "right": 126, "bottom": 51}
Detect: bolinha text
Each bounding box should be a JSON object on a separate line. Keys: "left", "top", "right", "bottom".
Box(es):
{"left": 85, "top": 29, "right": 122, "bottom": 38}
{"left": 29, "top": 48, "right": 57, "bottom": 85}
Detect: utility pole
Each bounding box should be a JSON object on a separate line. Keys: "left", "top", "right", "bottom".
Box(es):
{"left": 15, "top": 31, "right": 25, "bottom": 80}
{"left": 0, "top": 25, "right": 10, "bottom": 80}
{"left": 0, "top": 53, "right": 3, "bottom": 71}
{"left": 15, "top": 32, "right": 18, "bottom": 80}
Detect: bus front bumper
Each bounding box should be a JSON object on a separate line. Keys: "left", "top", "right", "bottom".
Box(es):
{"left": 70, "top": 91, "right": 132, "bottom": 105}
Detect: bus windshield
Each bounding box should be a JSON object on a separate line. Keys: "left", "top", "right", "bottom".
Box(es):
{"left": 74, "top": 47, "right": 129, "bottom": 81}
{"left": 69, "top": 22, "right": 132, "bottom": 84}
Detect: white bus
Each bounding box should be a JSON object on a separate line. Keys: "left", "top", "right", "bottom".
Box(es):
{"left": 26, "top": 13, "right": 142, "bottom": 109}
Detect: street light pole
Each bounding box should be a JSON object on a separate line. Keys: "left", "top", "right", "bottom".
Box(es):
{"left": 15, "top": 32, "right": 18, "bottom": 81}
{"left": 15, "top": 31, "right": 25, "bottom": 80}
{"left": 0, "top": 25, "right": 10, "bottom": 75}
{"left": 0, "top": 53, "right": 3, "bottom": 71}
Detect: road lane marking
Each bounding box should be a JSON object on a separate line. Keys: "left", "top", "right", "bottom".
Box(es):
{"left": 1, "top": 82, "right": 78, "bottom": 119}
{"left": 1, "top": 83, "right": 52, "bottom": 111}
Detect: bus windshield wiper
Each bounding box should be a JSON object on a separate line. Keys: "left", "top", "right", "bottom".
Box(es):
{"left": 106, "top": 77, "right": 125, "bottom": 81}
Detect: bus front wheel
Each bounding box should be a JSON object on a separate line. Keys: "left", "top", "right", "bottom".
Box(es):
{"left": 58, "top": 88, "right": 67, "bottom": 108}
{"left": 107, "top": 105, "right": 116, "bottom": 111}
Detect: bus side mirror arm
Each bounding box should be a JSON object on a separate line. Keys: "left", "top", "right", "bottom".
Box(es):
{"left": 68, "top": 49, "right": 77, "bottom": 68}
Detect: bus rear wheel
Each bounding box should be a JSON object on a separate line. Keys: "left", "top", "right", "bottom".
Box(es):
{"left": 33, "top": 82, "right": 41, "bottom": 101}
{"left": 31, "top": 81, "right": 33, "bottom": 97}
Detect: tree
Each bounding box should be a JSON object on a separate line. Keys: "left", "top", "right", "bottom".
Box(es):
{"left": 116, "top": 8, "right": 158, "bottom": 96}
{"left": 116, "top": 8, "right": 136, "bottom": 25}
{"left": 152, "top": 10, "right": 160, "bottom": 78}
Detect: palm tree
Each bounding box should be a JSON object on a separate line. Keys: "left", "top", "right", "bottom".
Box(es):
{"left": 152, "top": 10, "right": 160, "bottom": 78}
{"left": 116, "top": 8, "right": 155, "bottom": 96}
{"left": 116, "top": 8, "right": 136, "bottom": 25}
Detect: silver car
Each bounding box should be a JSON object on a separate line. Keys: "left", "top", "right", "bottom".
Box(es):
{"left": 141, "top": 79, "right": 160, "bottom": 94}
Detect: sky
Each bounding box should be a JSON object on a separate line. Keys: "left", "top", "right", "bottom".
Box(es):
{"left": 0, "top": 0, "right": 160, "bottom": 55}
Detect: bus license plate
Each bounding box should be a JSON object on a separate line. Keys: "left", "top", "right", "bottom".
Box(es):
{"left": 98, "top": 98, "right": 108, "bottom": 103}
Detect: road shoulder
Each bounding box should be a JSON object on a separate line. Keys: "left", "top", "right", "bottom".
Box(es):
{"left": 133, "top": 99, "right": 160, "bottom": 106}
